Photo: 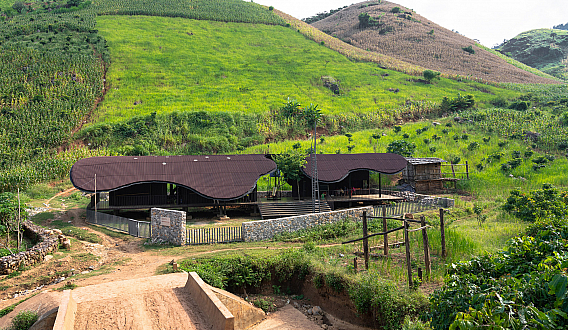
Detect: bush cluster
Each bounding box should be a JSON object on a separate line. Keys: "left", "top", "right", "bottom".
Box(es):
{"left": 429, "top": 216, "right": 568, "bottom": 329}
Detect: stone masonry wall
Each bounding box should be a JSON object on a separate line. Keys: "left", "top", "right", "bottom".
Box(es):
{"left": 0, "top": 221, "right": 60, "bottom": 275}
{"left": 151, "top": 208, "right": 186, "bottom": 246}
{"left": 242, "top": 206, "right": 373, "bottom": 242}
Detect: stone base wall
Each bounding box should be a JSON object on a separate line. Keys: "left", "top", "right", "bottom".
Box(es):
{"left": 242, "top": 207, "right": 373, "bottom": 242}
{"left": 0, "top": 221, "right": 60, "bottom": 275}
{"left": 151, "top": 208, "right": 186, "bottom": 246}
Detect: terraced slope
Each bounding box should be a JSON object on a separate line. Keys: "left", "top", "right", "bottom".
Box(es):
{"left": 311, "top": 0, "right": 558, "bottom": 84}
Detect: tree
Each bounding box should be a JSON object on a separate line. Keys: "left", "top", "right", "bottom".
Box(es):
{"left": 273, "top": 150, "right": 307, "bottom": 200}
{"left": 67, "top": 0, "right": 81, "bottom": 7}
{"left": 358, "top": 12, "right": 379, "bottom": 28}
{"left": 0, "top": 192, "right": 19, "bottom": 253}
{"left": 12, "top": 1, "right": 24, "bottom": 13}
{"left": 386, "top": 140, "right": 416, "bottom": 157}
{"left": 423, "top": 70, "right": 441, "bottom": 83}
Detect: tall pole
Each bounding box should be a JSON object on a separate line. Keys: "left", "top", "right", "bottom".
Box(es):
{"left": 17, "top": 188, "right": 21, "bottom": 251}
{"left": 94, "top": 174, "right": 97, "bottom": 224}
{"left": 311, "top": 117, "right": 320, "bottom": 213}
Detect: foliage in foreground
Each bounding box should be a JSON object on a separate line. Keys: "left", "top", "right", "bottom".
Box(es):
{"left": 4, "top": 310, "right": 38, "bottom": 330}
{"left": 502, "top": 183, "right": 568, "bottom": 222}
{"left": 429, "top": 215, "right": 568, "bottom": 329}
{"left": 179, "top": 249, "right": 427, "bottom": 329}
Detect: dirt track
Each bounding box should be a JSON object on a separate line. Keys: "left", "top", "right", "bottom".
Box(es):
{"left": 0, "top": 207, "right": 374, "bottom": 330}
{"left": 73, "top": 273, "right": 211, "bottom": 330}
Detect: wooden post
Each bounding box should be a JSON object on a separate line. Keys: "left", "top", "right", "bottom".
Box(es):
{"left": 382, "top": 205, "right": 388, "bottom": 256}
{"left": 421, "top": 215, "right": 431, "bottom": 279}
{"left": 379, "top": 174, "right": 382, "bottom": 197}
{"left": 353, "top": 257, "right": 358, "bottom": 272}
{"left": 465, "top": 161, "right": 469, "bottom": 179}
{"left": 440, "top": 208, "right": 446, "bottom": 258}
{"left": 404, "top": 219, "right": 412, "bottom": 288}
{"left": 363, "top": 211, "right": 369, "bottom": 270}
{"left": 418, "top": 267, "right": 423, "bottom": 281}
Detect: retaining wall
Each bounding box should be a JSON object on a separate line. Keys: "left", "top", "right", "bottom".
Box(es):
{"left": 242, "top": 206, "right": 373, "bottom": 242}
{"left": 0, "top": 221, "right": 60, "bottom": 275}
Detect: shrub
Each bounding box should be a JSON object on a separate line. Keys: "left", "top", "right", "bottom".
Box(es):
{"left": 430, "top": 218, "right": 568, "bottom": 329}
{"left": 450, "top": 156, "right": 461, "bottom": 164}
{"left": 429, "top": 147, "right": 437, "bottom": 153}
{"left": 502, "top": 183, "right": 568, "bottom": 222}
{"left": 423, "top": 70, "right": 440, "bottom": 83}
{"left": 462, "top": 45, "right": 475, "bottom": 54}
{"left": 441, "top": 93, "right": 475, "bottom": 112}
{"left": 393, "top": 125, "right": 402, "bottom": 133}
{"left": 466, "top": 142, "right": 479, "bottom": 151}
{"left": 509, "top": 101, "right": 530, "bottom": 111}
{"left": 482, "top": 137, "right": 490, "bottom": 143}
{"left": 391, "top": 6, "right": 402, "bottom": 13}
{"left": 10, "top": 310, "right": 38, "bottom": 330}
{"left": 386, "top": 140, "right": 416, "bottom": 157}
{"left": 402, "top": 133, "right": 410, "bottom": 139}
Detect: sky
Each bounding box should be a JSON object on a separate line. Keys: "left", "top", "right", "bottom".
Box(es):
{"left": 253, "top": 0, "right": 568, "bottom": 47}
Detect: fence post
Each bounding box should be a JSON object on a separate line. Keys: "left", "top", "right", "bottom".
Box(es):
{"left": 440, "top": 208, "right": 446, "bottom": 258}
{"left": 465, "top": 161, "right": 469, "bottom": 179}
{"left": 363, "top": 211, "right": 369, "bottom": 270}
{"left": 382, "top": 205, "right": 388, "bottom": 256}
{"left": 421, "top": 215, "right": 431, "bottom": 279}
{"left": 404, "top": 219, "right": 412, "bottom": 288}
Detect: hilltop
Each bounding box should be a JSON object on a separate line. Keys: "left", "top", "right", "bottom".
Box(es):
{"left": 311, "top": 0, "right": 557, "bottom": 84}
{"left": 499, "top": 28, "right": 568, "bottom": 81}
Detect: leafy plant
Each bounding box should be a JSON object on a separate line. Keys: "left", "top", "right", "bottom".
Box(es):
{"left": 462, "top": 45, "right": 475, "bottom": 54}
{"left": 423, "top": 70, "right": 440, "bottom": 83}
{"left": 9, "top": 310, "right": 38, "bottom": 330}
{"left": 386, "top": 140, "right": 416, "bottom": 157}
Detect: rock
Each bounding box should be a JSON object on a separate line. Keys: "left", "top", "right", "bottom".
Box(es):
{"left": 339, "top": 253, "right": 344, "bottom": 258}
{"left": 432, "top": 122, "right": 441, "bottom": 126}
{"left": 62, "top": 239, "right": 71, "bottom": 249}
{"left": 88, "top": 266, "right": 95, "bottom": 270}
{"left": 307, "top": 308, "right": 313, "bottom": 315}
{"left": 313, "top": 306, "right": 323, "bottom": 315}
{"left": 81, "top": 271, "right": 90, "bottom": 275}
{"left": 44, "top": 255, "right": 53, "bottom": 262}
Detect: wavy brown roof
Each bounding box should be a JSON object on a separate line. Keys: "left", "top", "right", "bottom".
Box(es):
{"left": 70, "top": 155, "right": 277, "bottom": 200}
{"left": 302, "top": 153, "right": 408, "bottom": 183}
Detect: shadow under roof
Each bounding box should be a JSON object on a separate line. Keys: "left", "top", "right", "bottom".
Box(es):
{"left": 302, "top": 153, "right": 408, "bottom": 183}
{"left": 70, "top": 154, "right": 277, "bottom": 200}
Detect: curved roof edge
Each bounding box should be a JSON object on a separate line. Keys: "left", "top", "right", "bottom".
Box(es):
{"left": 301, "top": 153, "right": 408, "bottom": 183}
{"left": 70, "top": 154, "right": 277, "bottom": 201}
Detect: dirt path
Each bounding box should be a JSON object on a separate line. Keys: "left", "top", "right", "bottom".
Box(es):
{"left": 0, "top": 208, "right": 374, "bottom": 330}
{"left": 74, "top": 273, "right": 211, "bottom": 330}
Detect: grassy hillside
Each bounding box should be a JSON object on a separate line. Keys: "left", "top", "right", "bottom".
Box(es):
{"left": 499, "top": 28, "right": 568, "bottom": 81}
{"left": 94, "top": 15, "right": 517, "bottom": 122}
{"left": 311, "top": 0, "right": 559, "bottom": 84}
{"left": 0, "top": 0, "right": 564, "bottom": 193}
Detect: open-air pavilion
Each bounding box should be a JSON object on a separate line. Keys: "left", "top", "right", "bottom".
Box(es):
{"left": 70, "top": 154, "right": 277, "bottom": 217}
{"left": 286, "top": 153, "right": 408, "bottom": 211}
{"left": 70, "top": 153, "right": 409, "bottom": 219}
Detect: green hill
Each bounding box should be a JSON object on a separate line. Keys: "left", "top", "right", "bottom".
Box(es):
{"left": 0, "top": 0, "right": 565, "bottom": 193}
{"left": 499, "top": 28, "right": 568, "bottom": 81}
